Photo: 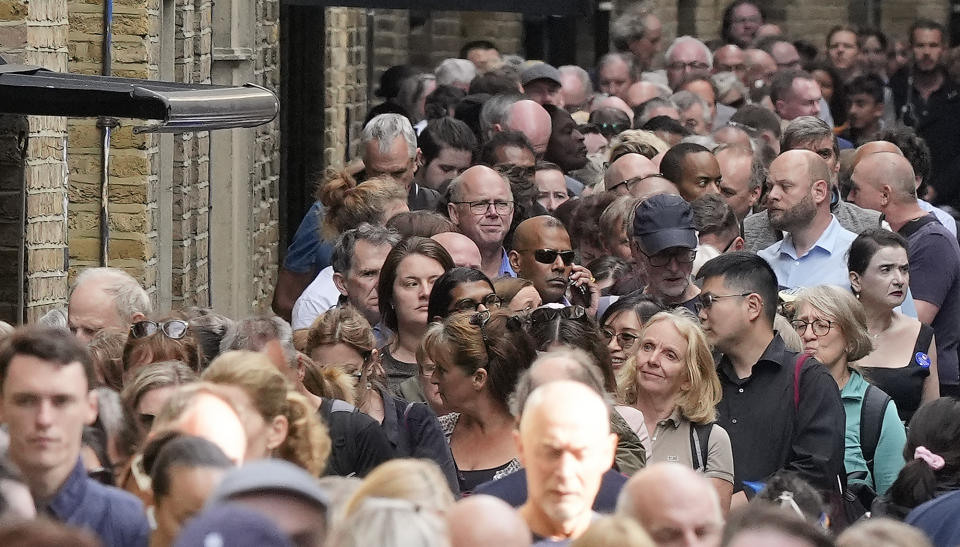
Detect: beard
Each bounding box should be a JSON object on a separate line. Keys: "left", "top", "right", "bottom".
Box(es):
{"left": 769, "top": 192, "right": 817, "bottom": 233}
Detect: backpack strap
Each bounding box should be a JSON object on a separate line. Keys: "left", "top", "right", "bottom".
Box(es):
{"left": 689, "top": 422, "right": 713, "bottom": 472}
{"left": 859, "top": 384, "right": 892, "bottom": 478}
{"left": 793, "top": 354, "right": 809, "bottom": 410}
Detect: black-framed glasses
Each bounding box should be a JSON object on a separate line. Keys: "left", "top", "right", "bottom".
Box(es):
{"left": 530, "top": 305, "right": 587, "bottom": 325}
{"left": 641, "top": 248, "right": 697, "bottom": 268}
{"left": 451, "top": 200, "right": 514, "bottom": 215}
{"left": 601, "top": 328, "right": 639, "bottom": 350}
{"left": 608, "top": 172, "right": 665, "bottom": 194}
{"left": 452, "top": 293, "right": 503, "bottom": 313}
{"left": 130, "top": 319, "right": 189, "bottom": 339}
{"left": 666, "top": 61, "right": 710, "bottom": 72}
{"left": 515, "top": 248, "right": 576, "bottom": 266}
{"left": 791, "top": 319, "right": 835, "bottom": 337}
{"left": 697, "top": 292, "right": 752, "bottom": 310}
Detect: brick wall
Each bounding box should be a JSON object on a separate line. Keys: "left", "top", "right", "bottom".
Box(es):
{"left": 10, "top": 0, "right": 70, "bottom": 323}
{"left": 323, "top": 7, "right": 367, "bottom": 167}
{"left": 67, "top": 0, "right": 160, "bottom": 307}
{"left": 251, "top": 0, "right": 281, "bottom": 312}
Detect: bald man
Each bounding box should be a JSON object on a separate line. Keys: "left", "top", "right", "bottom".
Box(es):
{"left": 504, "top": 100, "right": 553, "bottom": 157}
{"left": 516, "top": 381, "right": 617, "bottom": 544}
{"left": 447, "top": 166, "right": 516, "bottom": 280}
{"left": 508, "top": 216, "right": 597, "bottom": 312}
{"left": 475, "top": 349, "right": 645, "bottom": 508}
{"left": 850, "top": 151, "right": 960, "bottom": 394}
{"left": 616, "top": 463, "right": 724, "bottom": 547}
{"left": 714, "top": 44, "right": 747, "bottom": 86}
{"left": 432, "top": 231, "right": 482, "bottom": 270}
{"left": 604, "top": 153, "right": 663, "bottom": 196}
{"left": 448, "top": 495, "right": 531, "bottom": 547}
{"left": 68, "top": 267, "right": 151, "bottom": 343}
{"left": 758, "top": 150, "right": 858, "bottom": 289}
{"left": 744, "top": 48, "right": 776, "bottom": 88}
{"left": 626, "top": 81, "right": 664, "bottom": 108}
{"left": 851, "top": 140, "right": 956, "bottom": 236}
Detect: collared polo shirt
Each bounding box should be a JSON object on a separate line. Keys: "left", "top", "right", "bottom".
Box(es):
{"left": 647, "top": 407, "right": 734, "bottom": 485}
{"left": 758, "top": 215, "right": 857, "bottom": 289}
{"left": 46, "top": 459, "right": 150, "bottom": 547}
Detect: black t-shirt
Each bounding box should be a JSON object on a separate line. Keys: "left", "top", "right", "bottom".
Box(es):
{"left": 318, "top": 398, "right": 394, "bottom": 477}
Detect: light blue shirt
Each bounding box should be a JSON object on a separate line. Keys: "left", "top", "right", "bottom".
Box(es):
{"left": 499, "top": 248, "right": 516, "bottom": 278}
{"left": 759, "top": 215, "right": 857, "bottom": 289}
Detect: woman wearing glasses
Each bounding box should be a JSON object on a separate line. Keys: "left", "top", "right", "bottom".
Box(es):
{"left": 792, "top": 285, "right": 906, "bottom": 500}
{"left": 617, "top": 309, "right": 735, "bottom": 512}
{"left": 421, "top": 310, "right": 537, "bottom": 493}
{"left": 122, "top": 316, "right": 203, "bottom": 381}
{"left": 848, "top": 230, "right": 939, "bottom": 423}
{"left": 305, "top": 307, "right": 459, "bottom": 494}
{"left": 600, "top": 294, "right": 665, "bottom": 371}
{"left": 426, "top": 267, "right": 502, "bottom": 322}
{"left": 377, "top": 237, "right": 455, "bottom": 394}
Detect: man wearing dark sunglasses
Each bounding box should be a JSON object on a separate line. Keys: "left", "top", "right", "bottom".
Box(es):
{"left": 509, "top": 216, "right": 598, "bottom": 314}
{"left": 630, "top": 195, "right": 702, "bottom": 313}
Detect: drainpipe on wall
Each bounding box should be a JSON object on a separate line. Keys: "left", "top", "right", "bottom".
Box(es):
{"left": 98, "top": 0, "right": 117, "bottom": 266}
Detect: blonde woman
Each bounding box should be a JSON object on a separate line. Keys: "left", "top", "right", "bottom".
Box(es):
{"left": 617, "top": 309, "right": 734, "bottom": 512}
{"left": 202, "top": 351, "right": 331, "bottom": 476}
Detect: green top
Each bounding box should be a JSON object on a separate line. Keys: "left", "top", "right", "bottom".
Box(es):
{"left": 841, "top": 370, "right": 907, "bottom": 495}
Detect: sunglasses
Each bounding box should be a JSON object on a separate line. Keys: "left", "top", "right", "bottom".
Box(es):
{"left": 452, "top": 293, "right": 503, "bottom": 313}
{"left": 529, "top": 305, "right": 587, "bottom": 324}
{"left": 129, "top": 319, "right": 189, "bottom": 339}
{"left": 608, "top": 172, "right": 666, "bottom": 194}
{"left": 601, "top": 329, "right": 639, "bottom": 350}
{"left": 517, "top": 248, "right": 576, "bottom": 266}
{"left": 640, "top": 248, "right": 697, "bottom": 268}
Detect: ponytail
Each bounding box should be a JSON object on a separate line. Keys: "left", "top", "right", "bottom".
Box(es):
{"left": 277, "top": 390, "right": 331, "bottom": 477}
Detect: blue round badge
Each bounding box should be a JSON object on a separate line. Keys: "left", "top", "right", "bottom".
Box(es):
{"left": 916, "top": 352, "right": 931, "bottom": 368}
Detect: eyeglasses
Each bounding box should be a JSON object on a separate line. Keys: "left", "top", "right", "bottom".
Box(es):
{"left": 515, "top": 248, "right": 576, "bottom": 266}
{"left": 129, "top": 319, "right": 189, "bottom": 339}
{"left": 608, "top": 172, "right": 666, "bottom": 194}
{"left": 452, "top": 293, "right": 503, "bottom": 313}
{"left": 697, "top": 292, "right": 753, "bottom": 310}
{"left": 666, "top": 61, "right": 710, "bottom": 72}
{"left": 641, "top": 248, "right": 697, "bottom": 268}
{"left": 530, "top": 305, "right": 587, "bottom": 325}
{"left": 601, "top": 328, "right": 639, "bottom": 350}
{"left": 451, "top": 200, "right": 514, "bottom": 215}
{"left": 790, "top": 318, "right": 835, "bottom": 337}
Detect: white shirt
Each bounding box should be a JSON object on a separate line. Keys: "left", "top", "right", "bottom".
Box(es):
{"left": 291, "top": 267, "right": 340, "bottom": 330}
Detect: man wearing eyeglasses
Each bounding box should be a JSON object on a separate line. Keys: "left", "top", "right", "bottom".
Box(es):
{"left": 629, "top": 194, "right": 702, "bottom": 313}
{"left": 509, "top": 216, "right": 598, "bottom": 314}
{"left": 0, "top": 327, "right": 150, "bottom": 546}
{"left": 695, "top": 252, "right": 845, "bottom": 507}
{"left": 68, "top": 267, "right": 151, "bottom": 344}
{"left": 603, "top": 153, "right": 677, "bottom": 199}
{"left": 448, "top": 165, "right": 517, "bottom": 281}
{"left": 664, "top": 36, "right": 712, "bottom": 90}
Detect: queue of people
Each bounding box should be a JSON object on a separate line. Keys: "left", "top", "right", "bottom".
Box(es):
{"left": 2, "top": 2, "right": 960, "bottom": 546}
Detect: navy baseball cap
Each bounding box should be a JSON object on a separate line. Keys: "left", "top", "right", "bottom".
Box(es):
{"left": 631, "top": 194, "right": 698, "bottom": 255}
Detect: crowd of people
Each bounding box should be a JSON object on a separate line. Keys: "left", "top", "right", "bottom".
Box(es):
{"left": 1, "top": 1, "right": 960, "bottom": 546}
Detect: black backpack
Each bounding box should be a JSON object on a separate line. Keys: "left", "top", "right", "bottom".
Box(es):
{"left": 689, "top": 422, "right": 713, "bottom": 472}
